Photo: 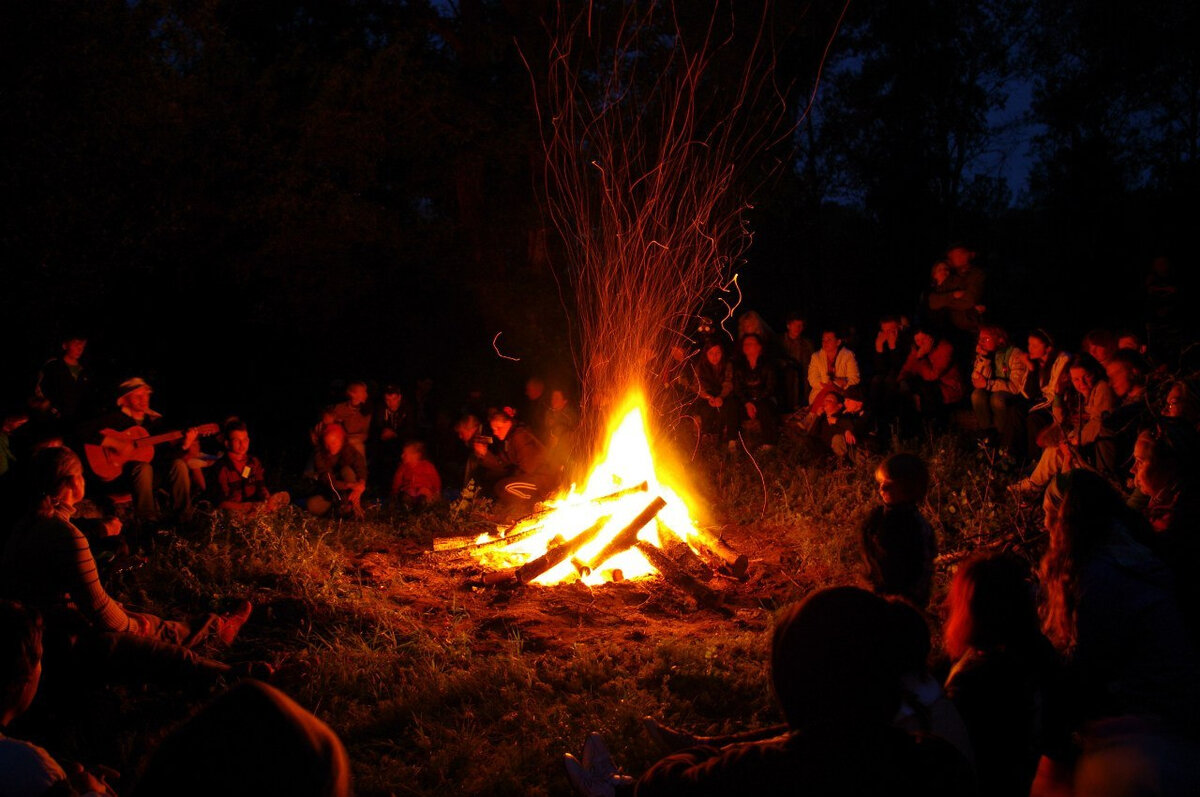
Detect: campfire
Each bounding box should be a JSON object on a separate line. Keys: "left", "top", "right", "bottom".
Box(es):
{"left": 432, "top": 393, "right": 747, "bottom": 593}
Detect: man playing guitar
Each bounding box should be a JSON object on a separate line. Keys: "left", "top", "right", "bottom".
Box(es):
{"left": 84, "top": 377, "right": 203, "bottom": 527}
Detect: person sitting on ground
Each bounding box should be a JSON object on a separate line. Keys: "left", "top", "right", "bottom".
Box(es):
{"left": 1013, "top": 354, "right": 1116, "bottom": 496}
{"left": 566, "top": 587, "right": 975, "bottom": 797}
{"left": 802, "top": 390, "right": 855, "bottom": 462}
{"left": 130, "top": 679, "right": 352, "bottom": 797}
{"left": 1162, "top": 379, "right": 1200, "bottom": 427}
{"left": 452, "top": 414, "right": 491, "bottom": 497}
{"left": 211, "top": 418, "right": 289, "bottom": 518}
{"left": 806, "top": 327, "right": 861, "bottom": 414}
{"left": 475, "top": 408, "right": 557, "bottom": 518}
{"left": 303, "top": 423, "right": 366, "bottom": 519}
{"left": 1081, "top": 328, "right": 1118, "bottom": 371}
{"left": 870, "top": 315, "right": 912, "bottom": 429}
{"left": 1131, "top": 422, "right": 1200, "bottom": 640}
{"left": 875, "top": 452, "right": 931, "bottom": 508}
{"left": 542, "top": 387, "right": 579, "bottom": 471}
{"left": 1095, "top": 349, "right": 1150, "bottom": 478}
{"left": 389, "top": 441, "right": 441, "bottom": 509}
{"left": 690, "top": 339, "right": 737, "bottom": 446}
{"left": 81, "top": 377, "right": 198, "bottom": 528}
{"left": 518, "top": 377, "right": 549, "bottom": 439}
{"left": 1023, "top": 329, "right": 1071, "bottom": 457}
{"left": 778, "top": 312, "right": 814, "bottom": 414}
{"left": 0, "top": 600, "right": 119, "bottom": 797}
{"left": 732, "top": 333, "right": 779, "bottom": 450}
{"left": 329, "top": 382, "right": 371, "bottom": 457}
{"left": 1033, "top": 470, "right": 1200, "bottom": 796}
{"left": 0, "top": 447, "right": 261, "bottom": 687}
{"left": 859, "top": 503, "right": 936, "bottom": 609}
{"left": 897, "top": 328, "right": 963, "bottom": 432}
{"left": 969, "top": 325, "right": 1028, "bottom": 455}
{"left": 839, "top": 385, "right": 879, "bottom": 458}
{"left": 369, "top": 384, "right": 412, "bottom": 489}
{"left": 942, "top": 554, "right": 1059, "bottom": 797}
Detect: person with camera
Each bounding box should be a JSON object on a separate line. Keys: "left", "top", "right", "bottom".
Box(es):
{"left": 474, "top": 408, "right": 558, "bottom": 519}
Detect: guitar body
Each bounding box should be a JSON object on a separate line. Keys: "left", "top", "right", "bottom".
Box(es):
{"left": 84, "top": 423, "right": 219, "bottom": 481}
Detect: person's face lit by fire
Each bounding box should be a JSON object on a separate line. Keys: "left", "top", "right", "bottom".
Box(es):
{"left": 549, "top": 390, "right": 568, "bottom": 411}
{"left": 786, "top": 319, "right": 804, "bottom": 339}
{"left": 705, "top": 344, "right": 724, "bottom": 367}
{"left": 123, "top": 386, "right": 152, "bottom": 416}
{"left": 63, "top": 338, "right": 87, "bottom": 361}
{"left": 875, "top": 465, "right": 914, "bottom": 506}
{"left": 1027, "top": 336, "right": 1049, "bottom": 363}
{"left": 821, "top": 332, "right": 840, "bottom": 359}
{"left": 976, "top": 331, "right": 998, "bottom": 354}
{"left": 1069, "top": 366, "right": 1094, "bottom": 397}
{"left": 525, "top": 378, "right": 545, "bottom": 401}
{"left": 1106, "top": 361, "right": 1133, "bottom": 398}
{"left": 456, "top": 419, "right": 480, "bottom": 444}
{"left": 931, "top": 261, "right": 950, "bottom": 285}
{"left": 490, "top": 414, "right": 513, "bottom": 440}
{"left": 226, "top": 429, "right": 250, "bottom": 460}
{"left": 1085, "top": 341, "right": 1114, "bottom": 365}
{"left": 822, "top": 393, "right": 842, "bottom": 418}
{"left": 347, "top": 384, "right": 367, "bottom": 407}
{"left": 912, "top": 331, "right": 934, "bottom": 357}
{"left": 384, "top": 392, "right": 402, "bottom": 412}
{"left": 947, "top": 246, "right": 972, "bottom": 270}
{"left": 742, "top": 335, "right": 762, "bottom": 365}
{"left": 1131, "top": 432, "right": 1171, "bottom": 498}
{"left": 322, "top": 425, "right": 345, "bottom": 456}
{"left": 1164, "top": 383, "right": 1187, "bottom": 418}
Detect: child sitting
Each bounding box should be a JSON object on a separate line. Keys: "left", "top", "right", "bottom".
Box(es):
{"left": 390, "top": 441, "right": 442, "bottom": 508}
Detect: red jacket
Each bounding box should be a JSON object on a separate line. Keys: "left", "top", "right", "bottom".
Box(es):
{"left": 899, "top": 341, "right": 964, "bottom": 405}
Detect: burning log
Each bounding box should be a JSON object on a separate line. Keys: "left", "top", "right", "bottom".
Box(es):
{"left": 689, "top": 527, "right": 749, "bottom": 580}
{"left": 578, "top": 496, "right": 667, "bottom": 576}
{"left": 514, "top": 515, "right": 612, "bottom": 584}
{"left": 633, "top": 540, "right": 729, "bottom": 615}
{"left": 657, "top": 522, "right": 713, "bottom": 580}
{"left": 431, "top": 481, "right": 649, "bottom": 552}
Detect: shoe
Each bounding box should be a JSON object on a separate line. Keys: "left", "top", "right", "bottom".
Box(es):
{"left": 563, "top": 753, "right": 615, "bottom": 797}
{"left": 642, "top": 716, "right": 697, "bottom": 753}
{"left": 217, "top": 600, "right": 253, "bottom": 646}
{"left": 582, "top": 733, "right": 618, "bottom": 778}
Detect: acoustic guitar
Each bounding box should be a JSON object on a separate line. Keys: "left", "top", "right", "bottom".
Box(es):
{"left": 85, "top": 423, "right": 220, "bottom": 481}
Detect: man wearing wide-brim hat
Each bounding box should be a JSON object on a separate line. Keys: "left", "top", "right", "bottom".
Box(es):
{"left": 81, "top": 377, "right": 195, "bottom": 527}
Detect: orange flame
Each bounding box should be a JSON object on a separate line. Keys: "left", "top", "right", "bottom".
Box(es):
{"left": 476, "top": 393, "right": 700, "bottom": 585}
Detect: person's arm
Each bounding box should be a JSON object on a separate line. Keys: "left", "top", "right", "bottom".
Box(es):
{"left": 807, "top": 352, "right": 824, "bottom": 394}
{"left": 1080, "top": 383, "right": 1117, "bottom": 444}
{"left": 718, "top": 362, "right": 734, "bottom": 399}
{"left": 841, "top": 350, "right": 861, "bottom": 387}
{"left": 55, "top": 519, "right": 134, "bottom": 634}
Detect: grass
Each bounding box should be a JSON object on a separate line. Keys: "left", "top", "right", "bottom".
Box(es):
{"left": 42, "top": 427, "right": 1040, "bottom": 796}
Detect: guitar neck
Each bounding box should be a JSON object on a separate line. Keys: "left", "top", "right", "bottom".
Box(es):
{"left": 135, "top": 431, "right": 185, "bottom": 448}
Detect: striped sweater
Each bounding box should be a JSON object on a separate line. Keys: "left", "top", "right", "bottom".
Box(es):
{"left": 0, "top": 507, "right": 132, "bottom": 633}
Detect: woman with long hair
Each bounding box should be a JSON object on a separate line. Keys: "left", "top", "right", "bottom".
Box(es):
{"left": 1032, "top": 470, "right": 1200, "bottom": 795}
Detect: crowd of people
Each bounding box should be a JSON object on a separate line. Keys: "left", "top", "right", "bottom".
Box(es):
{"left": 0, "top": 242, "right": 1197, "bottom": 795}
